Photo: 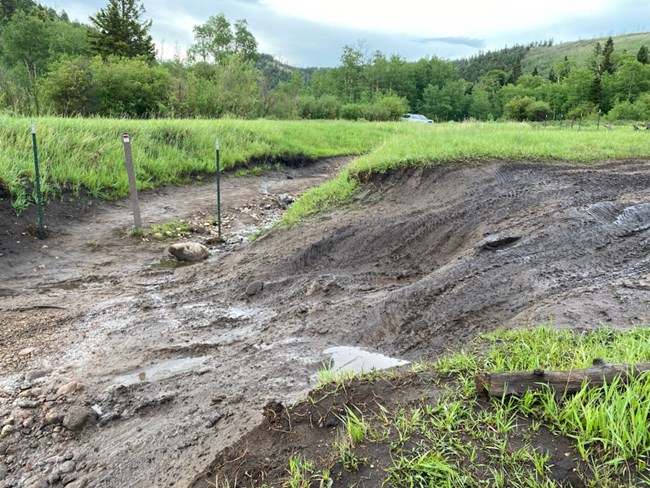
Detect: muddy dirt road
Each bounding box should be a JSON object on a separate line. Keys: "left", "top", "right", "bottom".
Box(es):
{"left": 1, "top": 158, "right": 649, "bottom": 488}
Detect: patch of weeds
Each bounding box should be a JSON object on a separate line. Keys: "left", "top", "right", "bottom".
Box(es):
{"left": 130, "top": 227, "right": 145, "bottom": 237}
{"left": 333, "top": 432, "right": 365, "bottom": 472}
{"left": 150, "top": 220, "right": 191, "bottom": 239}
{"left": 286, "top": 454, "right": 315, "bottom": 488}
{"left": 11, "top": 188, "right": 28, "bottom": 215}
{"left": 340, "top": 406, "right": 368, "bottom": 444}
{"left": 386, "top": 449, "right": 465, "bottom": 487}
{"left": 314, "top": 361, "right": 359, "bottom": 390}
{"left": 233, "top": 165, "right": 268, "bottom": 177}
{"left": 310, "top": 468, "right": 334, "bottom": 488}
{"left": 85, "top": 240, "right": 102, "bottom": 250}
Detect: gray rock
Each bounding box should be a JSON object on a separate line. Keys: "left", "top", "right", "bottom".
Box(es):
{"left": 63, "top": 406, "right": 98, "bottom": 432}
{"left": 47, "top": 470, "right": 61, "bottom": 484}
{"left": 17, "top": 400, "right": 40, "bottom": 409}
{"left": 25, "top": 370, "right": 51, "bottom": 382}
{"left": 59, "top": 460, "right": 75, "bottom": 474}
{"left": 245, "top": 281, "right": 264, "bottom": 296}
{"left": 0, "top": 425, "right": 15, "bottom": 437}
{"left": 25, "top": 480, "right": 48, "bottom": 488}
{"left": 168, "top": 242, "right": 209, "bottom": 262}
{"left": 276, "top": 194, "right": 294, "bottom": 209}
{"left": 0, "top": 463, "right": 7, "bottom": 481}
{"left": 0, "top": 442, "right": 7, "bottom": 454}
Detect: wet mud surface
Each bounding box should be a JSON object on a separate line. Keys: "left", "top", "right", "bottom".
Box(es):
{"left": 1, "top": 158, "right": 649, "bottom": 487}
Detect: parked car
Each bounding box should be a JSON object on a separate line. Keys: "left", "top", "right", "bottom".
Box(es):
{"left": 401, "top": 113, "right": 433, "bottom": 123}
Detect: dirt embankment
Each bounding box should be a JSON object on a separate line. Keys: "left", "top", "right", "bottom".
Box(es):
{"left": 1, "top": 158, "right": 649, "bottom": 488}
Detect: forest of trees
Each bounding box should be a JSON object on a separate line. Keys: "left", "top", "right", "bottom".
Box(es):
{"left": 1, "top": 0, "right": 649, "bottom": 122}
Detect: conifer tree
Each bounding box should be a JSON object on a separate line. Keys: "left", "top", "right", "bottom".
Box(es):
{"left": 637, "top": 45, "right": 649, "bottom": 65}
{"left": 88, "top": 0, "right": 155, "bottom": 61}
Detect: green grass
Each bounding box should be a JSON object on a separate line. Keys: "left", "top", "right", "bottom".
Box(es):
{"left": 0, "top": 116, "right": 403, "bottom": 211}
{"left": 267, "top": 325, "right": 650, "bottom": 487}
{"left": 3, "top": 118, "right": 648, "bottom": 226}
{"left": 523, "top": 32, "right": 650, "bottom": 75}
{"left": 281, "top": 121, "right": 650, "bottom": 227}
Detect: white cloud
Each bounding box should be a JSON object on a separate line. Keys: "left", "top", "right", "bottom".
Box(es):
{"left": 259, "top": 0, "right": 609, "bottom": 38}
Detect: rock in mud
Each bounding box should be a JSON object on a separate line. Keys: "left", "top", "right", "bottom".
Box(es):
{"left": 17, "top": 400, "right": 40, "bottom": 409}
{"left": 65, "top": 478, "right": 87, "bottom": 488}
{"left": 168, "top": 242, "right": 209, "bottom": 262}
{"left": 44, "top": 410, "right": 64, "bottom": 425}
{"left": 56, "top": 381, "right": 80, "bottom": 397}
{"left": 17, "top": 347, "right": 36, "bottom": 357}
{"left": 26, "top": 480, "right": 48, "bottom": 488}
{"left": 276, "top": 194, "right": 294, "bottom": 209}
{"left": 62, "top": 406, "right": 98, "bottom": 432}
{"left": 245, "top": 281, "right": 264, "bottom": 296}
{"left": 25, "top": 369, "right": 51, "bottom": 382}
{"left": 59, "top": 460, "right": 76, "bottom": 474}
{"left": 479, "top": 235, "right": 521, "bottom": 251}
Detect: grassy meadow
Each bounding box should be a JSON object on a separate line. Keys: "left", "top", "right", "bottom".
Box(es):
{"left": 0, "top": 116, "right": 648, "bottom": 216}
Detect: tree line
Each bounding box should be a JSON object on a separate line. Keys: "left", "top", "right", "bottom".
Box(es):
{"left": 1, "top": 0, "right": 649, "bottom": 122}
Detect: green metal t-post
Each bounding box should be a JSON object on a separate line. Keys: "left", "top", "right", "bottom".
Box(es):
{"left": 31, "top": 121, "right": 45, "bottom": 239}
{"left": 216, "top": 138, "right": 222, "bottom": 238}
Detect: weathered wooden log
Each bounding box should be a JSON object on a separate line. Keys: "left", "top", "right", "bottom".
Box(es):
{"left": 476, "top": 360, "right": 650, "bottom": 398}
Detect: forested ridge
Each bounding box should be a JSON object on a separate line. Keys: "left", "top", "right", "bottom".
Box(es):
{"left": 1, "top": 0, "right": 649, "bottom": 122}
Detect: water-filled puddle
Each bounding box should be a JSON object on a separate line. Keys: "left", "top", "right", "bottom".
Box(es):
{"left": 112, "top": 356, "right": 210, "bottom": 387}
{"left": 323, "top": 346, "right": 409, "bottom": 373}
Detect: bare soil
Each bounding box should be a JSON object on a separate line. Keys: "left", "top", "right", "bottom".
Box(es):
{"left": 0, "top": 158, "right": 648, "bottom": 488}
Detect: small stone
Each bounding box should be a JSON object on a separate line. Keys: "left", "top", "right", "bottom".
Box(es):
{"left": 22, "top": 417, "right": 35, "bottom": 428}
{"left": 17, "top": 400, "right": 40, "bottom": 409}
{"left": 18, "top": 347, "right": 36, "bottom": 357}
{"left": 59, "top": 460, "right": 75, "bottom": 474}
{"left": 64, "top": 452, "right": 74, "bottom": 461}
{"left": 1, "top": 424, "right": 15, "bottom": 437}
{"left": 168, "top": 242, "right": 209, "bottom": 262}
{"left": 56, "top": 382, "right": 80, "bottom": 397}
{"left": 25, "top": 370, "right": 51, "bottom": 382}
{"left": 1, "top": 417, "right": 13, "bottom": 426}
{"left": 45, "top": 456, "right": 65, "bottom": 464}
{"left": 44, "top": 410, "right": 64, "bottom": 425}
{"left": 19, "top": 388, "right": 43, "bottom": 398}
{"left": 0, "top": 442, "right": 7, "bottom": 454}
{"left": 25, "top": 479, "right": 48, "bottom": 488}
{"left": 245, "top": 281, "right": 264, "bottom": 296}
{"left": 63, "top": 406, "right": 98, "bottom": 432}
{"left": 0, "top": 463, "right": 7, "bottom": 481}
{"left": 47, "top": 470, "right": 61, "bottom": 484}
{"left": 276, "top": 194, "right": 294, "bottom": 209}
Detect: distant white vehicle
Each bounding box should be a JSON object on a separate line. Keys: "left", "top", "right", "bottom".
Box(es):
{"left": 401, "top": 113, "right": 433, "bottom": 123}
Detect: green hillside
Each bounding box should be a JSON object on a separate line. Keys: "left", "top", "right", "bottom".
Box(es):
{"left": 523, "top": 32, "right": 650, "bottom": 76}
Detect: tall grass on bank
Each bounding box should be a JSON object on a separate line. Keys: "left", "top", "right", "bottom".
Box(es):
{"left": 282, "top": 121, "right": 650, "bottom": 226}
{"left": 2, "top": 118, "right": 648, "bottom": 219}
{"left": 0, "top": 116, "right": 403, "bottom": 211}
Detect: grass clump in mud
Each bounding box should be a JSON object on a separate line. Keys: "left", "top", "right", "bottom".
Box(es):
{"left": 203, "top": 325, "right": 650, "bottom": 488}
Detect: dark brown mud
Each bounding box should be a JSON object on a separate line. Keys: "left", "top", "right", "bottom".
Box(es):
{"left": 1, "top": 158, "right": 648, "bottom": 488}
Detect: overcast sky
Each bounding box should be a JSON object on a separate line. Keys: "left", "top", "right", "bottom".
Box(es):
{"left": 42, "top": 0, "right": 648, "bottom": 66}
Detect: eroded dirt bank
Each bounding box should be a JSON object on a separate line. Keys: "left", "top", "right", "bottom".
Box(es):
{"left": 1, "top": 159, "right": 649, "bottom": 488}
